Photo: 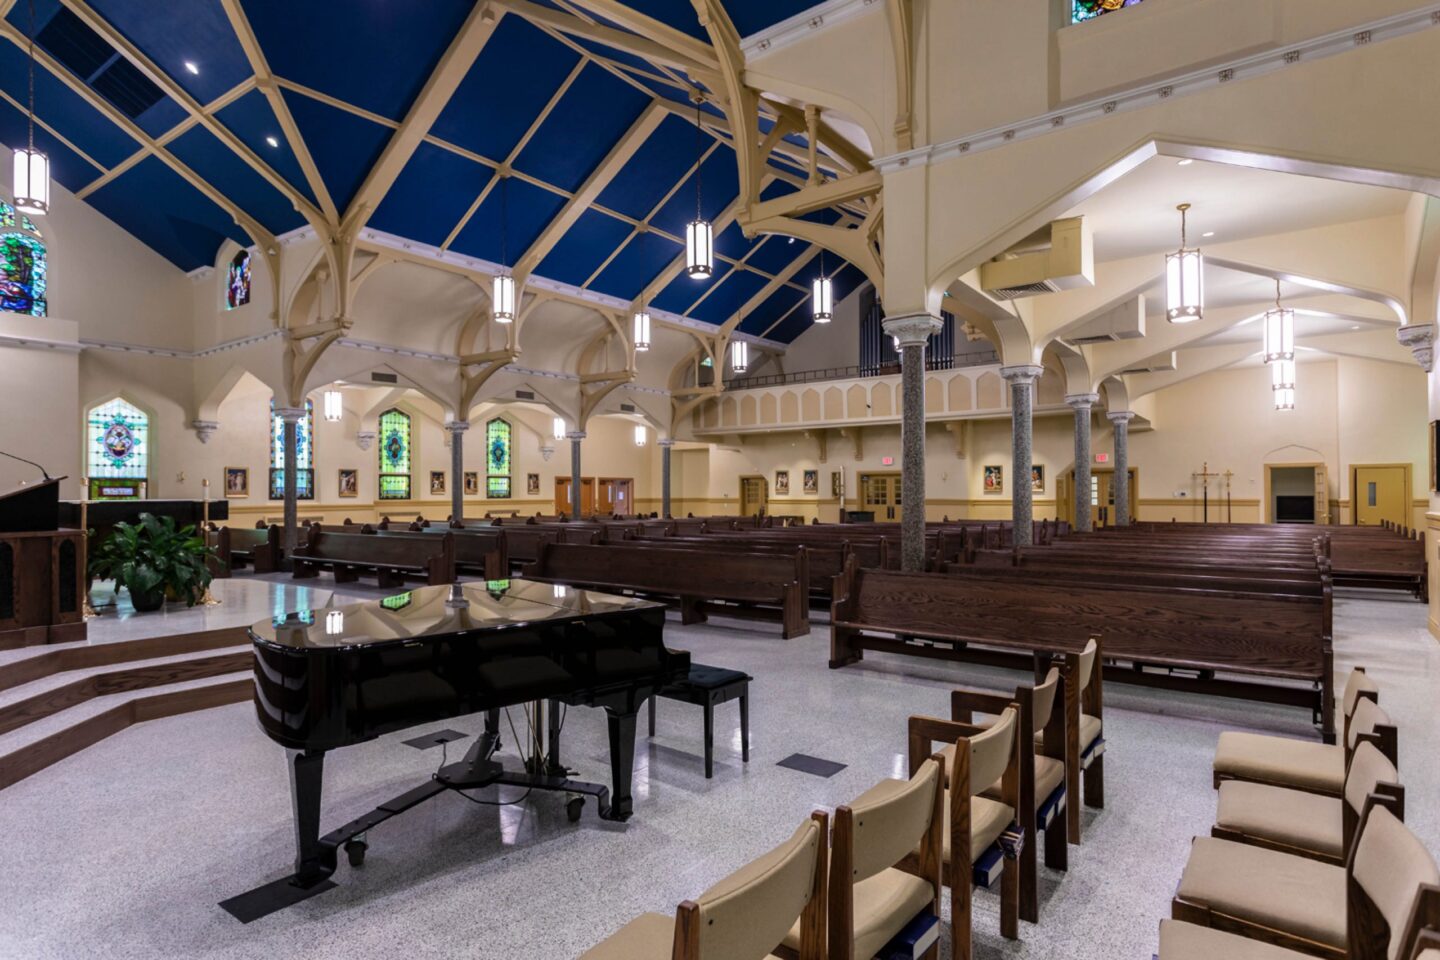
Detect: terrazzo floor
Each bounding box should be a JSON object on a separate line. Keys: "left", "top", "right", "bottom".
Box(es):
{"left": 0, "top": 585, "right": 1434, "bottom": 960}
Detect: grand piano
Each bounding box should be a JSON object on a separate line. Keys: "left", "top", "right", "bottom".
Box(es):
{"left": 236, "top": 578, "right": 687, "bottom": 918}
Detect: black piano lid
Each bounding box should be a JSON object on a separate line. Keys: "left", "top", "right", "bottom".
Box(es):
{"left": 249, "top": 579, "right": 665, "bottom": 652}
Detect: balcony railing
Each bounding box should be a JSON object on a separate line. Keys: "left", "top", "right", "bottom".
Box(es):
{"left": 720, "top": 350, "right": 1000, "bottom": 391}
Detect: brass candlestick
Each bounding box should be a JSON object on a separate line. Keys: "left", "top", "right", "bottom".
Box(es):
{"left": 79, "top": 475, "right": 98, "bottom": 618}
{"left": 200, "top": 477, "right": 220, "bottom": 605}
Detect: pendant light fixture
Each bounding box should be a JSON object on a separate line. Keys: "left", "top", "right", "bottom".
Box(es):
{"left": 1274, "top": 385, "right": 1296, "bottom": 412}
{"left": 1165, "top": 203, "right": 1203, "bottom": 323}
{"left": 322, "top": 389, "right": 342, "bottom": 423}
{"left": 14, "top": 0, "right": 48, "bottom": 217}
{"left": 633, "top": 305, "right": 651, "bottom": 352}
{"left": 731, "top": 339, "right": 748, "bottom": 373}
{"left": 1262, "top": 279, "right": 1294, "bottom": 364}
{"left": 1272, "top": 357, "right": 1296, "bottom": 411}
{"left": 685, "top": 95, "right": 713, "bottom": 279}
{"left": 812, "top": 248, "right": 833, "bottom": 323}
{"left": 552, "top": 417, "right": 566, "bottom": 441}
{"left": 633, "top": 424, "right": 647, "bottom": 447}
{"left": 493, "top": 175, "right": 515, "bottom": 323}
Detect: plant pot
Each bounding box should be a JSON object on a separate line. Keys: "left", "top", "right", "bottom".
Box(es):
{"left": 127, "top": 586, "right": 166, "bottom": 612}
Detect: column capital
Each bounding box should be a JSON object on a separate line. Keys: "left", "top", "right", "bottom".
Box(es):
{"left": 1397, "top": 322, "right": 1435, "bottom": 372}
{"left": 1107, "top": 410, "right": 1136, "bottom": 424}
{"left": 657, "top": 438, "right": 676, "bottom": 448}
{"left": 275, "top": 405, "right": 306, "bottom": 423}
{"left": 191, "top": 419, "right": 219, "bottom": 443}
{"left": 355, "top": 430, "right": 376, "bottom": 451}
{"left": 565, "top": 431, "right": 587, "bottom": 441}
{"left": 444, "top": 420, "right": 470, "bottom": 433}
{"left": 999, "top": 363, "right": 1044, "bottom": 384}
{"left": 881, "top": 313, "right": 943, "bottom": 348}
{"left": 1064, "top": 393, "right": 1100, "bottom": 410}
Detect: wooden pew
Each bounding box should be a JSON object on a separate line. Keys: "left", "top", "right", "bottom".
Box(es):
{"left": 628, "top": 533, "right": 846, "bottom": 601}
{"left": 523, "top": 541, "right": 810, "bottom": 638}
{"left": 209, "top": 523, "right": 280, "bottom": 573}
{"left": 291, "top": 527, "right": 455, "bottom": 588}
{"left": 204, "top": 525, "right": 231, "bottom": 579}
{"left": 313, "top": 523, "right": 508, "bottom": 581}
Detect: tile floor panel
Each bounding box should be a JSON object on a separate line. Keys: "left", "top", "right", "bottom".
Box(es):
{"left": 0, "top": 584, "right": 1434, "bottom": 960}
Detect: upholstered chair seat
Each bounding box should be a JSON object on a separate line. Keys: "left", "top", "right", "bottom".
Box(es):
{"left": 583, "top": 914, "right": 788, "bottom": 960}
{"left": 1160, "top": 919, "right": 1317, "bottom": 960}
{"left": 1214, "top": 696, "right": 1392, "bottom": 795}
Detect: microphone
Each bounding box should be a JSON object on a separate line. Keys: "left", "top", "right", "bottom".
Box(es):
{"left": 0, "top": 450, "right": 52, "bottom": 481}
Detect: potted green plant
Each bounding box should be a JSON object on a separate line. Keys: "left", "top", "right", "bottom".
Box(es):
{"left": 89, "top": 513, "right": 220, "bottom": 612}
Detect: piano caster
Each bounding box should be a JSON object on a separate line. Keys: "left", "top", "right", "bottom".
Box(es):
{"left": 345, "top": 836, "right": 368, "bottom": 868}
{"left": 566, "top": 796, "right": 585, "bottom": 823}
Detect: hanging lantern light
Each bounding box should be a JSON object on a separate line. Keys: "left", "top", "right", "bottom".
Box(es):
{"left": 14, "top": 0, "right": 47, "bottom": 217}
{"left": 812, "top": 249, "right": 833, "bottom": 323}
{"left": 1262, "top": 280, "right": 1295, "bottom": 364}
{"left": 1271, "top": 357, "right": 1295, "bottom": 391}
{"left": 731, "top": 339, "right": 748, "bottom": 373}
{"left": 322, "top": 390, "right": 342, "bottom": 423}
{"left": 634, "top": 424, "right": 647, "bottom": 447}
{"left": 685, "top": 95, "right": 713, "bottom": 279}
{"left": 1274, "top": 386, "right": 1296, "bottom": 412}
{"left": 1165, "top": 203, "right": 1203, "bottom": 323}
{"left": 493, "top": 175, "right": 515, "bottom": 322}
{"left": 553, "top": 417, "right": 566, "bottom": 440}
{"left": 633, "top": 308, "right": 651, "bottom": 352}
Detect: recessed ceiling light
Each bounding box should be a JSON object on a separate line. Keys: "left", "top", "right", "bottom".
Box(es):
{"left": 1351, "top": 325, "right": 1360, "bottom": 330}
{"left": 1202, "top": 231, "right": 1215, "bottom": 238}
{"left": 183, "top": 61, "right": 199, "bottom": 75}
{"left": 265, "top": 136, "right": 279, "bottom": 148}
{"left": 1177, "top": 159, "right": 1193, "bottom": 166}
{"left": 787, "top": 237, "right": 795, "bottom": 244}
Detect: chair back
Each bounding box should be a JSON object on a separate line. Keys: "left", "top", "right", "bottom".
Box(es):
{"left": 1031, "top": 667, "right": 1060, "bottom": 734}
{"left": 1350, "top": 803, "right": 1440, "bottom": 960}
{"left": 1343, "top": 668, "right": 1380, "bottom": 717}
{"left": 1076, "top": 638, "right": 1099, "bottom": 691}
{"left": 1346, "top": 742, "right": 1400, "bottom": 816}
{"left": 969, "top": 706, "right": 1018, "bottom": 794}
{"left": 1349, "top": 698, "right": 1392, "bottom": 748}
{"left": 694, "top": 817, "right": 824, "bottom": 960}
{"left": 849, "top": 759, "right": 941, "bottom": 884}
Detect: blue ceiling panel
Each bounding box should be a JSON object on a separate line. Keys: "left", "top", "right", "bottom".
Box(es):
{"left": 724, "top": 0, "right": 822, "bottom": 38}
{"left": 588, "top": 230, "right": 679, "bottom": 301}
{"left": 448, "top": 176, "right": 567, "bottom": 265}
{"left": 572, "top": 36, "right": 663, "bottom": 78}
{"left": 241, "top": 0, "right": 475, "bottom": 121}
{"left": 369, "top": 142, "right": 492, "bottom": 248}
{"left": 431, "top": 16, "right": 579, "bottom": 162}
{"left": 87, "top": 154, "right": 246, "bottom": 270}
{"left": 651, "top": 144, "right": 737, "bottom": 238}
{"left": 535, "top": 209, "right": 633, "bottom": 287}
{"left": 0, "top": 96, "right": 98, "bottom": 192}
{"left": 765, "top": 301, "right": 821, "bottom": 344}
{"left": 133, "top": 95, "right": 186, "bottom": 139}
{"left": 746, "top": 236, "right": 812, "bottom": 276}
{"left": 830, "top": 263, "right": 869, "bottom": 303}
{"left": 513, "top": 64, "right": 649, "bottom": 194}
{"left": 651, "top": 260, "right": 732, "bottom": 315}
{"left": 595, "top": 114, "right": 696, "bottom": 221}
{"left": 167, "top": 125, "right": 304, "bottom": 235}
{"left": 214, "top": 89, "right": 316, "bottom": 207}
{"left": 737, "top": 285, "right": 807, "bottom": 337}
{"left": 714, "top": 222, "right": 754, "bottom": 261}
{"left": 0, "top": 40, "right": 133, "bottom": 169}
{"left": 88, "top": 0, "right": 250, "bottom": 104}
{"left": 610, "top": 0, "right": 705, "bottom": 40}
{"left": 798, "top": 205, "right": 843, "bottom": 226}
{"left": 282, "top": 89, "right": 390, "bottom": 213}
{"left": 687, "top": 268, "right": 768, "bottom": 325}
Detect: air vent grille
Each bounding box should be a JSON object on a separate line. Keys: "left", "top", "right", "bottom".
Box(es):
{"left": 989, "top": 280, "right": 1059, "bottom": 301}
{"left": 515, "top": 390, "right": 535, "bottom": 400}
{"left": 38, "top": 7, "right": 164, "bottom": 119}
{"left": 92, "top": 58, "right": 164, "bottom": 118}
{"left": 620, "top": 403, "right": 636, "bottom": 413}
{"left": 370, "top": 372, "right": 398, "bottom": 384}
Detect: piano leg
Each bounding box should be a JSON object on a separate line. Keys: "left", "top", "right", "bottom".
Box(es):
{"left": 288, "top": 748, "right": 331, "bottom": 886}
{"left": 605, "top": 709, "right": 639, "bottom": 821}
{"left": 545, "top": 699, "right": 567, "bottom": 777}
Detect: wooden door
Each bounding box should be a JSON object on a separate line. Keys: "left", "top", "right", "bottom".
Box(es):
{"left": 740, "top": 476, "right": 767, "bottom": 516}
{"left": 554, "top": 477, "right": 570, "bottom": 516}
{"left": 554, "top": 477, "right": 596, "bottom": 516}
{"left": 1314, "top": 464, "right": 1331, "bottom": 525}
{"left": 859, "top": 473, "right": 902, "bottom": 523}
{"left": 1354, "top": 465, "right": 1405, "bottom": 527}
{"left": 597, "top": 478, "right": 632, "bottom": 516}
{"left": 1091, "top": 468, "right": 1137, "bottom": 527}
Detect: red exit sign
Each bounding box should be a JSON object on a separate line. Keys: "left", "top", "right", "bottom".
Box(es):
{"left": 1095, "top": 453, "right": 1110, "bottom": 464}
{"left": 881, "top": 456, "right": 894, "bottom": 466}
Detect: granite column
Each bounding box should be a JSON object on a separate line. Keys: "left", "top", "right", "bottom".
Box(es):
{"left": 658, "top": 439, "right": 674, "bottom": 518}
{"left": 567, "top": 431, "right": 586, "bottom": 519}
{"left": 275, "top": 405, "right": 305, "bottom": 565}
{"left": 1066, "top": 394, "right": 1099, "bottom": 532}
{"left": 446, "top": 420, "right": 468, "bottom": 523}
{"left": 1000, "top": 365, "right": 1043, "bottom": 547}
{"left": 1109, "top": 411, "right": 1135, "bottom": 527}
{"left": 881, "top": 313, "right": 943, "bottom": 572}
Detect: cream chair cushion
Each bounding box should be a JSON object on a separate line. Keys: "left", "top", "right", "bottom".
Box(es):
{"left": 1158, "top": 919, "right": 1313, "bottom": 960}
{"left": 1214, "top": 782, "right": 1342, "bottom": 859}
{"left": 1213, "top": 698, "right": 1390, "bottom": 794}
{"left": 848, "top": 761, "right": 940, "bottom": 883}
{"left": 1176, "top": 837, "right": 1346, "bottom": 948}
{"left": 781, "top": 868, "right": 932, "bottom": 959}
{"left": 578, "top": 913, "right": 675, "bottom": 960}
{"left": 981, "top": 755, "right": 1065, "bottom": 811}
{"left": 1351, "top": 805, "right": 1440, "bottom": 960}
{"left": 933, "top": 791, "right": 1014, "bottom": 862}
{"left": 694, "top": 819, "right": 821, "bottom": 960}
{"left": 1036, "top": 712, "right": 1101, "bottom": 751}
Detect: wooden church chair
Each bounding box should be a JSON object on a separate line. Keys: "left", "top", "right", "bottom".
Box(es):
{"left": 1212, "top": 740, "right": 1402, "bottom": 866}
{"left": 1044, "top": 637, "right": 1104, "bottom": 842}
{"left": 1213, "top": 667, "right": 1379, "bottom": 794}
{"left": 906, "top": 706, "right": 1022, "bottom": 960}
{"left": 579, "top": 811, "right": 828, "bottom": 960}
{"left": 1171, "top": 796, "right": 1436, "bottom": 960}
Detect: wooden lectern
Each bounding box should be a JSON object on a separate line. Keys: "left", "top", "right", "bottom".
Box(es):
{"left": 0, "top": 478, "right": 87, "bottom": 649}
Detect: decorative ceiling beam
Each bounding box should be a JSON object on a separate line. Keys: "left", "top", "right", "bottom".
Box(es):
{"left": 563, "top": 0, "right": 719, "bottom": 74}
{"left": 689, "top": 0, "right": 759, "bottom": 211}
{"left": 342, "top": 2, "right": 505, "bottom": 236}
{"left": 767, "top": 100, "right": 871, "bottom": 174}
{"left": 746, "top": 169, "right": 882, "bottom": 221}
{"left": 514, "top": 101, "right": 666, "bottom": 285}
{"left": 886, "top": 0, "right": 914, "bottom": 151}
{"left": 221, "top": 0, "right": 339, "bottom": 225}
{"left": 494, "top": 0, "right": 720, "bottom": 83}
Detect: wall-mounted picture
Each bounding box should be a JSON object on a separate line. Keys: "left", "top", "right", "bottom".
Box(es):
{"left": 983, "top": 464, "right": 1004, "bottom": 495}
{"left": 464, "top": 471, "right": 479, "bottom": 496}
{"left": 1031, "top": 464, "right": 1045, "bottom": 493}
{"left": 430, "top": 471, "right": 446, "bottom": 495}
{"left": 224, "top": 466, "right": 248, "bottom": 498}
{"left": 338, "top": 468, "right": 358, "bottom": 498}
{"left": 775, "top": 469, "right": 790, "bottom": 495}
{"left": 803, "top": 469, "right": 818, "bottom": 495}
{"left": 831, "top": 471, "right": 844, "bottom": 498}
{"left": 527, "top": 472, "right": 540, "bottom": 495}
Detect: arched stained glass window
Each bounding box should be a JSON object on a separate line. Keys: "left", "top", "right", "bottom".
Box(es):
{"left": 0, "top": 199, "right": 45, "bottom": 317}
{"left": 486, "top": 417, "right": 511, "bottom": 499}
{"left": 1072, "top": 0, "right": 1144, "bottom": 22}
{"left": 87, "top": 398, "right": 148, "bottom": 499}
{"left": 269, "top": 399, "right": 315, "bottom": 500}
{"left": 227, "top": 249, "right": 252, "bottom": 310}
{"left": 378, "top": 409, "right": 412, "bottom": 500}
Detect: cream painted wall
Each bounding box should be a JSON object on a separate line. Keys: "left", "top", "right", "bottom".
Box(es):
{"left": 0, "top": 317, "right": 79, "bottom": 493}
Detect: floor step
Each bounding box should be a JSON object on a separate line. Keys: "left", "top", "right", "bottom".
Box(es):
{"left": 0, "top": 626, "right": 250, "bottom": 693}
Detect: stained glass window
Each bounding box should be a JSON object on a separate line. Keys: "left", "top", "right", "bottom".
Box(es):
{"left": 486, "top": 418, "right": 511, "bottom": 499}
{"left": 379, "top": 409, "right": 412, "bottom": 500}
{"left": 227, "top": 249, "right": 252, "bottom": 310}
{"left": 0, "top": 199, "right": 45, "bottom": 317}
{"left": 270, "top": 399, "right": 315, "bottom": 499}
{"left": 87, "top": 398, "right": 148, "bottom": 498}
{"left": 1072, "top": 0, "right": 1145, "bottom": 22}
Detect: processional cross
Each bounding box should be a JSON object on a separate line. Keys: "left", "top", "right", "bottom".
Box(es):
{"left": 1193, "top": 462, "right": 1222, "bottom": 523}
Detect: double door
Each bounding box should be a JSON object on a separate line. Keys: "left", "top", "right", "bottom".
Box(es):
{"left": 859, "top": 472, "right": 902, "bottom": 523}
{"left": 554, "top": 477, "right": 595, "bottom": 517}
{"left": 1061, "top": 467, "right": 1136, "bottom": 528}
{"left": 739, "top": 476, "right": 768, "bottom": 516}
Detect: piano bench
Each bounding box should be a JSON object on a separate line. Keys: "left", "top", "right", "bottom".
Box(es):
{"left": 647, "top": 664, "right": 752, "bottom": 779}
